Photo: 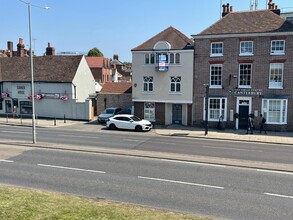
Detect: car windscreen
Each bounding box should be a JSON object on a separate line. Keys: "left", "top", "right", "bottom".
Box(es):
{"left": 130, "top": 116, "right": 141, "bottom": 121}
{"left": 104, "top": 109, "right": 115, "bottom": 114}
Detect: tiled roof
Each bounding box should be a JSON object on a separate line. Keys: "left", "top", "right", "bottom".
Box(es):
{"left": 100, "top": 82, "right": 132, "bottom": 94}
{"left": 197, "top": 10, "right": 293, "bottom": 36}
{"left": 0, "top": 55, "right": 83, "bottom": 82}
{"left": 85, "top": 56, "right": 104, "bottom": 68}
{"left": 131, "top": 26, "right": 194, "bottom": 51}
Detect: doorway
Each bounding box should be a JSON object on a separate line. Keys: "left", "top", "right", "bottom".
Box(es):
{"left": 5, "top": 100, "right": 12, "bottom": 113}
{"left": 172, "top": 104, "right": 182, "bottom": 124}
{"left": 239, "top": 105, "right": 249, "bottom": 129}
{"left": 236, "top": 97, "right": 251, "bottom": 129}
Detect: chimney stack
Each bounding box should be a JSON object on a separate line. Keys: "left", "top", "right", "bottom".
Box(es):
{"left": 268, "top": 0, "right": 280, "bottom": 15}
{"left": 222, "top": 3, "right": 232, "bottom": 17}
{"left": 17, "top": 38, "right": 25, "bottom": 57}
{"left": 113, "top": 54, "right": 119, "bottom": 60}
{"left": 46, "top": 42, "right": 55, "bottom": 56}
{"left": 7, "top": 41, "right": 13, "bottom": 57}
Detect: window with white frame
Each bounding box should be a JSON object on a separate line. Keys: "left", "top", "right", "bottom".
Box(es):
{"left": 144, "top": 53, "right": 155, "bottom": 64}
{"left": 205, "top": 98, "right": 227, "bottom": 121}
{"left": 240, "top": 41, "right": 253, "bottom": 55}
{"left": 170, "top": 53, "right": 180, "bottom": 64}
{"left": 262, "top": 99, "right": 287, "bottom": 124}
{"left": 271, "top": 40, "right": 285, "bottom": 55}
{"left": 239, "top": 64, "right": 252, "bottom": 88}
{"left": 143, "top": 76, "right": 153, "bottom": 92}
{"left": 144, "top": 102, "right": 155, "bottom": 121}
{"left": 210, "top": 64, "right": 222, "bottom": 88}
{"left": 210, "top": 42, "right": 223, "bottom": 56}
{"left": 170, "top": 76, "right": 181, "bottom": 92}
{"left": 269, "top": 63, "right": 283, "bottom": 88}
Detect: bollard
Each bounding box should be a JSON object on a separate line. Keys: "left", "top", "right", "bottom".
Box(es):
{"left": 20, "top": 115, "right": 23, "bottom": 125}
{"left": 54, "top": 117, "right": 56, "bottom": 126}
{"left": 6, "top": 114, "right": 8, "bottom": 123}
{"left": 64, "top": 114, "right": 66, "bottom": 123}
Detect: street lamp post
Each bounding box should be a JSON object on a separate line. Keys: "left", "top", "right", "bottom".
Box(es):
{"left": 204, "top": 84, "right": 209, "bottom": 136}
{"left": 19, "top": 0, "right": 49, "bottom": 144}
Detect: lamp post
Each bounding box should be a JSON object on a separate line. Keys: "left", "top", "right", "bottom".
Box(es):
{"left": 203, "top": 84, "right": 209, "bottom": 136}
{"left": 19, "top": 0, "right": 49, "bottom": 144}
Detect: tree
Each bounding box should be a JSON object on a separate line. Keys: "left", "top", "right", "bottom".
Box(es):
{"left": 123, "top": 62, "right": 132, "bottom": 69}
{"left": 87, "top": 48, "right": 104, "bottom": 57}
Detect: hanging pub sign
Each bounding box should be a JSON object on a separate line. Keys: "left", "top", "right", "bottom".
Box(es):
{"left": 155, "top": 54, "right": 168, "bottom": 71}
{"left": 228, "top": 88, "right": 262, "bottom": 96}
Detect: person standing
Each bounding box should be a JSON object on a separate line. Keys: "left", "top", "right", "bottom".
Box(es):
{"left": 259, "top": 114, "right": 267, "bottom": 134}
{"left": 246, "top": 115, "right": 254, "bottom": 134}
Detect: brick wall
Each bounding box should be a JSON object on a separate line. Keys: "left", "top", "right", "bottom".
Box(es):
{"left": 96, "top": 94, "right": 132, "bottom": 115}
{"left": 194, "top": 35, "right": 293, "bottom": 131}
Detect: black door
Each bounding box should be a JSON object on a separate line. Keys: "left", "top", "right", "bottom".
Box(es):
{"left": 239, "top": 106, "right": 249, "bottom": 129}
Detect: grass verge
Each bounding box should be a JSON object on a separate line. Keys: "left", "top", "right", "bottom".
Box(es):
{"left": 0, "top": 186, "right": 211, "bottom": 220}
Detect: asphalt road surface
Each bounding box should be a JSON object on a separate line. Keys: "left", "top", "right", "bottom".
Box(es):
{"left": 0, "top": 124, "right": 292, "bottom": 165}
{"left": 0, "top": 147, "right": 292, "bottom": 220}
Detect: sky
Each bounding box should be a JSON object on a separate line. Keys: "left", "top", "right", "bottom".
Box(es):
{"left": 1, "top": 0, "right": 293, "bottom": 62}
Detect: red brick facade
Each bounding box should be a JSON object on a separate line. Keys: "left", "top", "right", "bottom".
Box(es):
{"left": 193, "top": 35, "right": 293, "bottom": 131}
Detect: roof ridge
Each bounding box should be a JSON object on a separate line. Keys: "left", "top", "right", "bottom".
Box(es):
{"left": 171, "top": 26, "right": 193, "bottom": 45}
{"left": 131, "top": 26, "right": 174, "bottom": 51}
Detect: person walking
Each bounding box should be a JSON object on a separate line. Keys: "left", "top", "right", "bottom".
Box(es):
{"left": 259, "top": 114, "right": 267, "bottom": 134}
{"left": 246, "top": 115, "right": 254, "bottom": 134}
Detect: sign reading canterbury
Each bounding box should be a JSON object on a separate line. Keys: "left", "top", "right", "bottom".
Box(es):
{"left": 228, "top": 88, "right": 262, "bottom": 96}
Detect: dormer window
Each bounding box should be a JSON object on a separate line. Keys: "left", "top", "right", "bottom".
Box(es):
{"left": 271, "top": 40, "right": 285, "bottom": 55}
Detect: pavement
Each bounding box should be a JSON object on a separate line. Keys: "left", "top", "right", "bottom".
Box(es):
{"left": 0, "top": 116, "right": 293, "bottom": 172}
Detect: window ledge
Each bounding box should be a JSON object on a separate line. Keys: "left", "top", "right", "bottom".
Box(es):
{"left": 239, "top": 53, "right": 253, "bottom": 56}
{"left": 210, "top": 86, "right": 223, "bottom": 89}
{"left": 238, "top": 86, "right": 252, "bottom": 89}
{"left": 268, "top": 86, "right": 283, "bottom": 89}
{"left": 169, "top": 92, "right": 182, "bottom": 95}
{"left": 142, "top": 91, "right": 155, "bottom": 94}
{"left": 210, "top": 54, "right": 223, "bottom": 57}
{"left": 270, "top": 52, "right": 285, "bottom": 56}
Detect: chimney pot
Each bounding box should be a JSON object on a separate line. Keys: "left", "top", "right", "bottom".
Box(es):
{"left": 222, "top": 4, "right": 226, "bottom": 13}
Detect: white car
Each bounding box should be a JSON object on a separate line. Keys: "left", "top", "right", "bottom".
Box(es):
{"left": 106, "top": 114, "right": 152, "bottom": 131}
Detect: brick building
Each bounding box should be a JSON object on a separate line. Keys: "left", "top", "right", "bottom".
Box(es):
{"left": 192, "top": 2, "right": 293, "bottom": 131}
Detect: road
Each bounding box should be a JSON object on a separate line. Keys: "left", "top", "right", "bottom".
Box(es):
{"left": 0, "top": 124, "right": 292, "bottom": 166}
{"left": 0, "top": 147, "right": 292, "bottom": 220}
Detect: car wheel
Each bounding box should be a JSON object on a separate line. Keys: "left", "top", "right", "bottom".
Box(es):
{"left": 109, "top": 124, "right": 117, "bottom": 130}
{"left": 135, "top": 125, "right": 143, "bottom": 132}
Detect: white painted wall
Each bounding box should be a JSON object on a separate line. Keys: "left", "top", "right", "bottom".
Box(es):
{"left": 1, "top": 56, "right": 95, "bottom": 120}
{"left": 132, "top": 50, "right": 194, "bottom": 103}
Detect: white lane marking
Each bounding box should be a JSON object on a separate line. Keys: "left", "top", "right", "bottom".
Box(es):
{"left": 1, "top": 131, "right": 30, "bottom": 134}
{"left": 264, "top": 193, "right": 293, "bottom": 199}
{"left": 123, "top": 139, "right": 176, "bottom": 145}
{"left": 0, "top": 159, "right": 14, "bottom": 163}
{"left": 138, "top": 176, "right": 224, "bottom": 189}
{"left": 38, "top": 164, "right": 105, "bottom": 174}
{"left": 257, "top": 169, "right": 293, "bottom": 175}
{"left": 161, "top": 159, "right": 226, "bottom": 167}
{"left": 150, "top": 141, "right": 176, "bottom": 145}
{"left": 58, "top": 134, "right": 98, "bottom": 139}
{"left": 123, "top": 139, "right": 143, "bottom": 142}
{"left": 202, "top": 145, "right": 262, "bottom": 152}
